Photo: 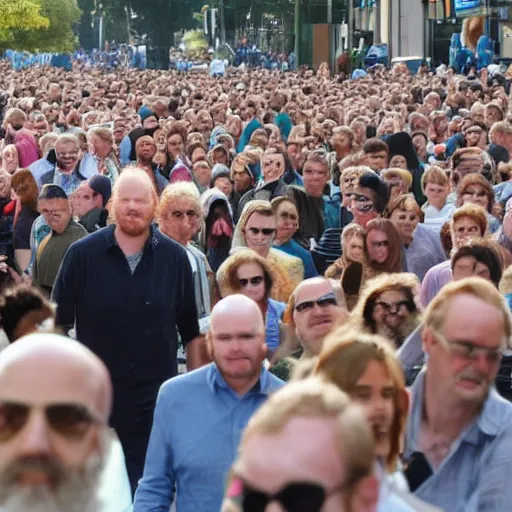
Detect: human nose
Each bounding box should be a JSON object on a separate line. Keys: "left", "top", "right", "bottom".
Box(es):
{"left": 17, "top": 410, "right": 52, "bottom": 458}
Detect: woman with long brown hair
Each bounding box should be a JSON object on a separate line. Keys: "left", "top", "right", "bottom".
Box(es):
{"left": 341, "top": 218, "right": 404, "bottom": 310}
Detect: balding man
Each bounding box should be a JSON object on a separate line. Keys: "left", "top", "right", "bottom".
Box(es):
{"left": 134, "top": 136, "right": 168, "bottom": 196}
{"left": 53, "top": 168, "right": 203, "bottom": 493}
{"left": 0, "top": 332, "right": 132, "bottom": 511}
{"left": 271, "top": 277, "right": 347, "bottom": 380}
{"left": 134, "top": 294, "right": 284, "bottom": 512}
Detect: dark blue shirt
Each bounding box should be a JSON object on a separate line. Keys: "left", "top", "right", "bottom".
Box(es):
{"left": 52, "top": 224, "right": 200, "bottom": 383}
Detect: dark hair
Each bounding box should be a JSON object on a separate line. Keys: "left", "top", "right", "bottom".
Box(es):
{"left": 358, "top": 171, "right": 390, "bottom": 214}
{"left": 451, "top": 240, "right": 502, "bottom": 287}
{"left": 0, "top": 284, "right": 54, "bottom": 342}
{"left": 38, "top": 184, "right": 68, "bottom": 201}
{"left": 362, "top": 138, "right": 389, "bottom": 155}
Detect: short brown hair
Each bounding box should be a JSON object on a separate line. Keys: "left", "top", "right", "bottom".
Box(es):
{"left": 421, "top": 165, "right": 449, "bottom": 191}
{"left": 451, "top": 203, "right": 488, "bottom": 238}
{"left": 457, "top": 172, "right": 494, "bottom": 213}
{"left": 362, "top": 138, "right": 389, "bottom": 155}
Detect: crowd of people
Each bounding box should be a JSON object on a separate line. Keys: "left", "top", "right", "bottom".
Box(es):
{"left": 0, "top": 55, "right": 510, "bottom": 512}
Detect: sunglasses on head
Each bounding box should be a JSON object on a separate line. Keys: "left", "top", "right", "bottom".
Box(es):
{"left": 0, "top": 401, "right": 99, "bottom": 442}
{"left": 229, "top": 478, "right": 351, "bottom": 512}
{"left": 239, "top": 276, "right": 264, "bottom": 287}
{"left": 247, "top": 227, "right": 275, "bottom": 236}
{"left": 294, "top": 294, "right": 337, "bottom": 313}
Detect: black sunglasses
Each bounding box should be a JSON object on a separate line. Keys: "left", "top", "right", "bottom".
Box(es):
{"left": 239, "top": 276, "right": 264, "bottom": 287}
{"left": 294, "top": 294, "right": 337, "bottom": 313}
{"left": 0, "top": 401, "right": 99, "bottom": 442}
{"left": 241, "top": 480, "right": 350, "bottom": 512}
{"left": 247, "top": 227, "right": 276, "bottom": 236}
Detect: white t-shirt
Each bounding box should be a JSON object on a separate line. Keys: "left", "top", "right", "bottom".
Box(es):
{"left": 423, "top": 202, "right": 456, "bottom": 235}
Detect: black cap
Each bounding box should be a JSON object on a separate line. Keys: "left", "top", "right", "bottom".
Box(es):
{"left": 38, "top": 184, "right": 68, "bottom": 201}
{"left": 88, "top": 175, "right": 112, "bottom": 206}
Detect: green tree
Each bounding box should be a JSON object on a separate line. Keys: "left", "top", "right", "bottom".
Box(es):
{"left": 6, "top": 0, "right": 81, "bottom": 52}
{"left": 0, "top": 0, "right": 49, "bottom": 45}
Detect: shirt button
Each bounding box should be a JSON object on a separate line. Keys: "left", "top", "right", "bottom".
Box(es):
{"left": 145, "top": 301, "right": 151, "bottom": 306}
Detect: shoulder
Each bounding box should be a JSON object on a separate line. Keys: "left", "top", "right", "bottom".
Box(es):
{"left": 262, "top": 367, "right": 286, "bottom": 392}
{"left": 153, "top": 229, "right": 188, "bottom": 259}
{"left": 40, "top": 169, "right": 55, "bottom": 183}
{"left": 68, "top": 221, "right": 88, "bottom": 237}
{"left": 158, "top": 365, "right": 212, "bottom": 401}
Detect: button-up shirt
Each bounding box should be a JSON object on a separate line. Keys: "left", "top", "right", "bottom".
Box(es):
{"left": 404, "top": 370, "right": 512, "bottom": 511}
{"left": 133, "top": 363, "right": 284, "bottom": 512}
{"left": 53, "top": 224, "right": 199, "bottom": 433}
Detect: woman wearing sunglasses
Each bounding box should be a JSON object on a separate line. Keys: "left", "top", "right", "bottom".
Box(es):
{"left": 228, "top": 200, "right": 304, "bottom": 303}
{"left": 217, "top": 249, "right": 286, "bottom": 357}
{"left": 315, "top": 328, "right": 438, "bottom": 511}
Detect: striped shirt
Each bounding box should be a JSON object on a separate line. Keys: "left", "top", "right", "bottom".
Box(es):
{"left": 404, "top": 370, "right": 512, "bottom": 511}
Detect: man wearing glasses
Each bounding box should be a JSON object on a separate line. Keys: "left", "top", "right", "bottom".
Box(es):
{"left": 403, "top": 277, "right": 512, "bottom": 511}
{"left": 0, "top": 332, "right": 132, "bottom": 512}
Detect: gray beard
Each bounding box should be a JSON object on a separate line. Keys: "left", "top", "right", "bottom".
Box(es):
{"left": 0, "top": 447, "right": 106, "bottom": 512}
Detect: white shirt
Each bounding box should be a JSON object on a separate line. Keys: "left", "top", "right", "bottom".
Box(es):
{"left": 423, "top": 202, "right": 456, "bottom": 235}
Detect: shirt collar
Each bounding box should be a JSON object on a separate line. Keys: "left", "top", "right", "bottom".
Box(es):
{"left": 207, "top": 362, "right": 271, "bottom": 396}
{"left": 104, "top": 223, "right": 160, "bottom": 252}
{"left": 409, "top": 369, "right": 503, "bottom": 448}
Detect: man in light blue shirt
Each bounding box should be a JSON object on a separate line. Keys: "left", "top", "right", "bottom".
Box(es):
{"left": 404, "top": 277, "right": 512, "bottom": 512}
{"left": 133, "top": 295, "right": 284, "bottom": 511}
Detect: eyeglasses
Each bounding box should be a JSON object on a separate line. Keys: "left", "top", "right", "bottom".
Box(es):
{"left": 374, "top": 300, "right": 413, "bottom": 315}
{"left": 294, "top": 294, "right": 337, "bottom": 313}
{"left": 369, "top": 239, "right": 389, "bottom": 249}
{"left": 169, "top": 210, "right": 198, "bottom": 220}
{"left": 462, "top": 190, "right": 487, "bottom": 199}
{"left": 247, "top": 227, "right": 275, "bottom": 236}
{"left": 229, "top": 478, "right": 353, "bottom": 512}
{"left": 433, "top": 331, "right": 503, "bottom": 366}
{"left": 40, "top": 209, "right": 67, "bottom": 218}
{"left": 239, "top": 276, "right": 264, "bottom": 287}
{"left": 279, "top": 211, "right": 298, "bottom": 222}
{"left": 0, "top": 401, "right": 100, "bottom": 442}
{"left": 56, "top": 152, "right": 79, "bottom": 159}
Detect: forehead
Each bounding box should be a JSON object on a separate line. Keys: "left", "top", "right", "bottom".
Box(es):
{"left": 263, "top": 153, "right": 284, "bottom": 163}
{"left": 116, "top": 176, "right": 153, "bottom": 199}
{"left": 295, "top": 280, "right": 332, "bottom": 303}
{"left": 245, "top": 212, "right": 275, "bottom": 227}
{"left": 56, "top": 140, "right": 78, "bottom": 151}
{"left": 211, "top": 308, "right": 262, "bottom": 334}
{"left": 454, "top": 216, "right": 479, "bottom": 227}
{"left": 442, "top": 294, "right": 505, "bottom": 347}
{"left": 304, "top": 160, "right": 328, "bottom": 172}
{"left": 378, "top": 289, "right": 408, "bottom": 301}
{"left": 367, "top": 229, "right": 388, "bottom": 241}
{"left": 0, "top": 356, "right": 98, "bottom": 411}
{"left": 277, "top": 201, "right": 297, "bottom": 213}
{"left": 240, "top": 417, "right": 343, "bottom": 488}
{"left": 39, "top": 197, "right": 68, "bottom": 209}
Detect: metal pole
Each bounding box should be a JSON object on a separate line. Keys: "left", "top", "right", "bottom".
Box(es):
{"left": 220, "top": 0, "right": 226, "bottom": 44}
{"left": 294, "top": 0, "right": 301, "bottom": 66}
{"left": 374, "top": 0, "right": 381, "bottom": 44}
{"left": 347, "top": 0, "right": 353, "bottom": 52}
{"left": 99, "top": 13, "right": 104, "bottom": 50}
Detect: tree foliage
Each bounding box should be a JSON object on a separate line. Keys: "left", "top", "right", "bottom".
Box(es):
{"left": 5, "top": 0, "right": 81, "bottom": 52}
{"left": 0, "top": 0, "right": 49, "bottom": 45}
